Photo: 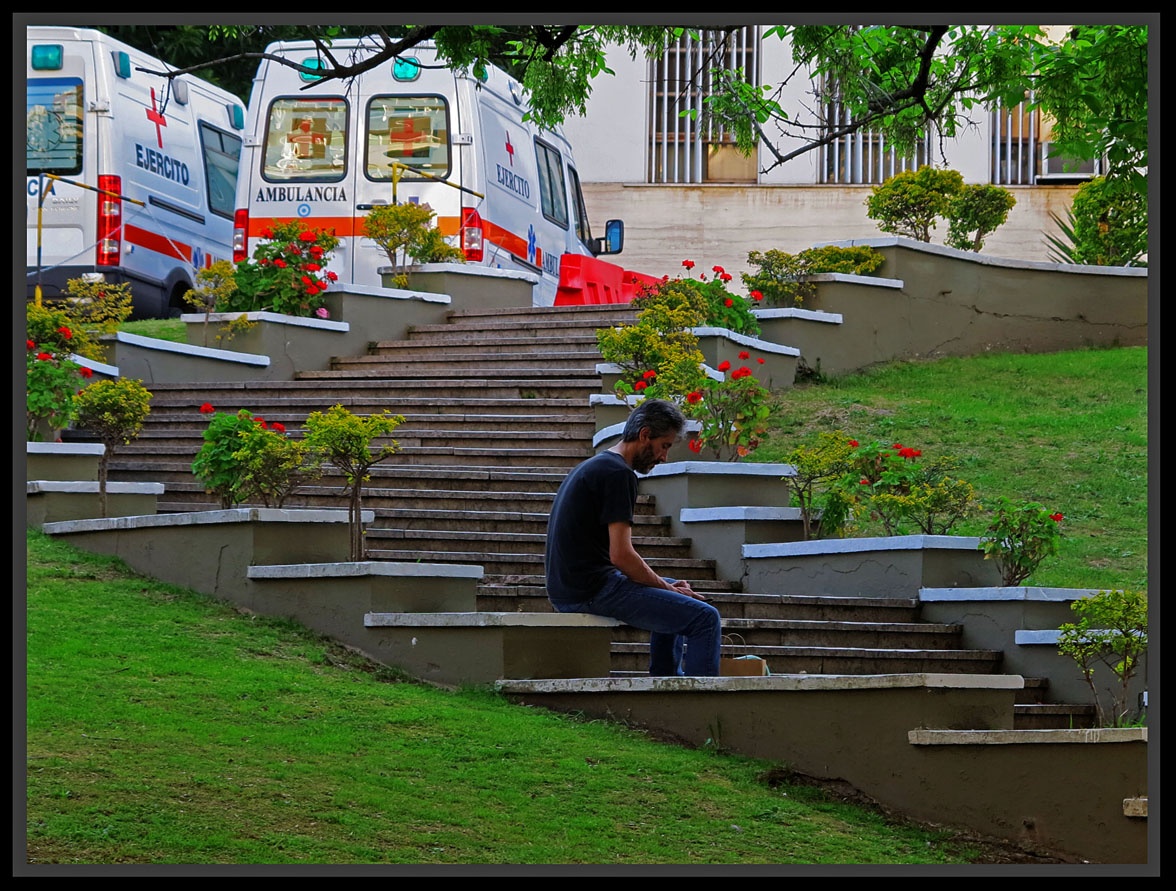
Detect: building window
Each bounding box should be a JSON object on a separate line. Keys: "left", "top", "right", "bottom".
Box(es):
{"left": 991, "top": 95, "right": 1102, "bottom": 185}
{"left": 819, "top": 79, "right": 932, "bottom": 184}
{"left": 648, "top": 26, "right": 760, "bottom": 184}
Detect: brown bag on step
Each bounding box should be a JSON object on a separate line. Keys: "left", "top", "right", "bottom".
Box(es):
{"left": 720, "top": 633, "right": 770, "bottom": 676}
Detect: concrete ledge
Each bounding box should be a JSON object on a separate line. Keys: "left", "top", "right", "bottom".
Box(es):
{"left": 116, "top": 330, "right": 273, "bottom": 364}
{"left": 26, "top": 442, "right": 105, "bottom": 482}
{"left": 365, "top": 611, "right": 623, "bottom": 628}
{"left": 497, "top": 672, "right": 1024, "bottom": 695}
{"left": 753, "top": 306, "right": 844, "bottom": 325}
{"left": 27, "top": 480, "right": 166, "bottom": 525}
{"left": 28, "top": 481, "right": 165, "bottom": 495}
{"left": 250, "top": 561, "right": 483, "bottom": 580}
{"left": 908, "top": 727, "right": 1147, "bottom": 745}
{"left": 41, "top": 507, "right": 369, "bottom": 603}
{"left": 920, "top": 586, "right": 1101, "bottom": 602}
{"left": 361, "top": 611, "right": 622, "bottom": 685}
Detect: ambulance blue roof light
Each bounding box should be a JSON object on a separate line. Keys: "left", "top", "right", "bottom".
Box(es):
{"left": 31, "top": 44, "right": 63, "bottom": 71}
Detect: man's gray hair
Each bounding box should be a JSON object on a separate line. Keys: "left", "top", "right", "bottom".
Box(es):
{"left": 621, "top": 399, "right": 686, "bottom": 442}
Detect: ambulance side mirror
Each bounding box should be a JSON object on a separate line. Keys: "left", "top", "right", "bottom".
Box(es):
{"left": 596, "top": 219, "right": 624, "bottom": 256}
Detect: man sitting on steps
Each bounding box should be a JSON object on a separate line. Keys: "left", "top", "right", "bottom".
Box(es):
{"left": 544, "top": 399, "right": 722, "bottom": 676}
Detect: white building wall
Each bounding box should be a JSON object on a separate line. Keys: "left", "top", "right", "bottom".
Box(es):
{"left": 561, "top": 36, "right": 1082, "bottom": 281}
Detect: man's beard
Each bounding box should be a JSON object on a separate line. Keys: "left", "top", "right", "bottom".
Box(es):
{"left": 632, "top": 444, "right": 658, "bottom": 474}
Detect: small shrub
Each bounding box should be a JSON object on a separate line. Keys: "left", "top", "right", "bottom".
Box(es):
{"left": 682, "top": 357, "right": 773, "bottom": 462}
{"left": 72, "top": 378, "right": 153, "bottom": 517}
{"left": 224, "top": 220, "right": 341, "bottom": 317}
{"left": 1057, "top": 588, "right": 1148, "bottom": 727}
{"left": 1046, "top": 176, "right": 1147, "bottom": 267}
{"left": 184, "top": 260, "right": 239, "bottom": 345}
{"left": 741, "top": 245, "right": 884, "bottom": 307}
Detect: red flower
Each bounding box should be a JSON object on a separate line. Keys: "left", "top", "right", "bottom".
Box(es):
{"left": 1050, "top": 512, "right": 1064, "bottom": 522}
{"left": 271, "top": 422, "right": 286, "bottom": 434}
{"left": 326, "top": 271, "right": 339, "bottom": 282}
{"left": 633, "top": 380, "right": 647, "bottom": 391}
{"left": 306, "top": 285, "right": 320, "bottom": 296}
{"left": 26, "top": 340, "right": 35, "bottom": 351}
{"left": 305, "top": 262, "right": 322, "bottom": 272}
{"left": 274, "top": 258, "right": 287, "bottom": 268}
{"left": 259, "top": 227, "right": 274, "bottom": 239}
{"left": 642, "top": 369, "right": 658, "bottom": 380}
{"left": 712, "top": 265, "right": 725, "bottom": 275}
{"left": 724, "top": 298, "right": 734, "bottom": 307}
{"left": 750, "top": 290, "right": 763, "bottom": 302}
{"left": 254, "top": 417, "right": 267, "bottom": 428}
{"left": 731, "top": 366, "right": 752, "bottom": 380}
{"left": 299, "top": 230, "right": 318, "bottom": 242}
{"left": 739, "top": 351, "right": 750, "bottom": 360}
{"left": 860, "top": 478, "right": 871, "bottom": 486}
{"left": 720, "top": 273, "right": 732, "bottom": 283}
{"left": 848, "top": 440, "right": 859, "bottom": 448}
{"left": 301, "top": 275, "right": 313, "bottom": 286}
{"left": 717, "top": 360, "right": 731, "bottom": 372}
{"left": 756, "top": 357, "right": 765, "bottom": 364}
{"left": 200, "top": 403, "right": 215, "bottom": 414}
{"left": 310, "top": 245, "right": 324, "bottom": 258}
{"left": 79, "top": 366, "right": 93, "bottom": 378}
{"left": 36, "top": 352, "right": 53, "bottom": 361}
{"left": 682, "top": 259, "right": 695, "bottom": 270}
{"left": 57, "top": 326, "right": 72, "bottom": 339}
{"left": 686, "top": 391, "right": 703, "bottom": 404}
{"left": 688, "top": 438, "right": 703, "bottom": 453}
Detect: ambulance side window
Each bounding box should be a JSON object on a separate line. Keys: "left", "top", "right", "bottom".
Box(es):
{"left": 366, "top": 95, "right": 450, "bottom": 180}
{"left": 262, "top": 97, "right": 347, "bottom": 182}
{"left": 199, "top": 122, "right": 242, "bottom": 219}
{"left": 568, "top": 165, "right": 594, "bottom": 247}
{"left": 535, "top": 140, "right": 569, "bottom": 229}
{"left": 27, "top": 77, "right": 84, "bottom": 176}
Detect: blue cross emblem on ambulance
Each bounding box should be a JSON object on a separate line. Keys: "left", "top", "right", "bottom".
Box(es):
{"left": 527, "top": 224, "right": 537, "bottom": 265}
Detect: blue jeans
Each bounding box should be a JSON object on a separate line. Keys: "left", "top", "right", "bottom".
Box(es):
{"left": 552, "top": 570, "right": 722, "bottom": 676}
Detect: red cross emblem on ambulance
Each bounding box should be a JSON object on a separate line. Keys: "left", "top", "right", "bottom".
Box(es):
{"left": 146, "top": 87, "right": 167, "bottom": 148}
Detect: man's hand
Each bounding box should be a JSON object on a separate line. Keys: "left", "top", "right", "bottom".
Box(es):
{"left": 670, "top": 579, "right": 710, "bottom": 602}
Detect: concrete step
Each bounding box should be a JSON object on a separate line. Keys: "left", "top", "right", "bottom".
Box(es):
{"left": 610, "top": 642, "right": 1005, "bottom": 675}
{"left": 361, "top": 529, "right": 695, "bottom": 558}
{"left": 1013, "top": 703, "right": 1098, "bottom": 730}
{"left": 717, "top": 617, "right": 967, "bottom": 649}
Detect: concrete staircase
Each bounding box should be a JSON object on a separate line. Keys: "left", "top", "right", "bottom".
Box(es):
{"left": 105, "top": 301, "right": 1091, "bottom": 728}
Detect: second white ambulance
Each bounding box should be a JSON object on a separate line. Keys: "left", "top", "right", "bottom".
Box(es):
{"left": 232, "top": 37, "right": 626, "bottom": 306}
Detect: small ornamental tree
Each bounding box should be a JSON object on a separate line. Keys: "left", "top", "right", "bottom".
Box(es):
{"left": 978, "top": 496, "right": 1065, "bottom": 586}
{"left": 865, "top": 165, "right": 965, "bottom": 242}
{"left": 784, "top": 431, "right": 858, "bottom": 540}
{"left": 945, "top": 184, "right": 1017, "bottom": 253}
{"left": 363, "top": 202, "right": 464, "bottom": 289}
{"left": 1057, "top": 588, "right": 1148, "bottom": 727}
{"left": 72, "top": 378, "right": 152, "bottom": 518}
{"left": 302, "top": 405, "right": 405, "bottom": 560}
{"left": 184, "top": 260, "right": 239, "bottom": 345}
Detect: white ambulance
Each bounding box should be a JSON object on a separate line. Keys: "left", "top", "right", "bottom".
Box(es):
{"left": 232, "top": 37, "right": 625, "bottom": 306}
{"left": 25, "top": 26, "right": 246, "bottom": 319}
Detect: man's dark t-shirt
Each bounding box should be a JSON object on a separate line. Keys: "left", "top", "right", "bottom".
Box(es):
{"left": 544, "top": 450, "right": 637, "bottom": 605}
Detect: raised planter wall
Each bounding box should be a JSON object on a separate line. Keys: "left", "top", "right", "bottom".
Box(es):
{"left": 760, "top": 238, "right": 1148, "bottom": 379}
{"left": 742, "top": 534, "right": 1002, "bottom": 598}
{"left": 920, "top": 586, "right": 1150, "bottom": 708}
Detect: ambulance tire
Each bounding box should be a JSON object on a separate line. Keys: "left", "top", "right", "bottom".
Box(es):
{"left": 166, "top": 280, "right": 193, "bottom": 319}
